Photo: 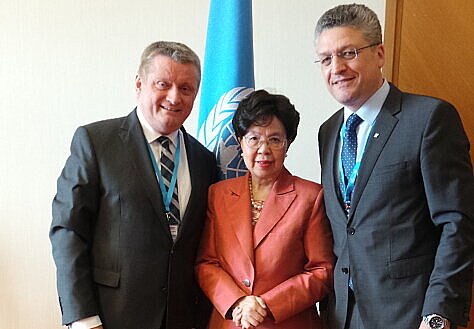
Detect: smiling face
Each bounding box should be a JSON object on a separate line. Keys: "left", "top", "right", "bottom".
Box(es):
{"left": 316, "top": 26, "right": 385, "bottom": 111}
{"left": 135, "top": 55, "right": 199, "bottom": 135}
{"left": 240, "top": 116, "right": 288, "bottom": 184}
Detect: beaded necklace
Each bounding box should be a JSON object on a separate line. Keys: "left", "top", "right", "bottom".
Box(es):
{"left": 249, "top": 175, "right": 264, "bottom": 226}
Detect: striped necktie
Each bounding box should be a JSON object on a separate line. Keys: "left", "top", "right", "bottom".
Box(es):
{"left": 157, "top": 136, "right": 180, "bottom": 241}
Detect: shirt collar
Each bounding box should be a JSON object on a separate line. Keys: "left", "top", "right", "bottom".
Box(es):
{"left": 344, "top": 79, "right": 390, "bottom": 125}
{"left": 136, "top": 106, "right": 180, "bottom": 146}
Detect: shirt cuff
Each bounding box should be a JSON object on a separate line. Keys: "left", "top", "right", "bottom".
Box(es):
{"left": 69, "top": 315, "right": 102, "bottom": 329}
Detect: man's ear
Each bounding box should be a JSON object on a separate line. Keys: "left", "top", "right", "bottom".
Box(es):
{"left": 376, "top": 44, "right": 385, "bottom": 69}
{"left": 135, "top": 74, "right": 142, "bottom": 93}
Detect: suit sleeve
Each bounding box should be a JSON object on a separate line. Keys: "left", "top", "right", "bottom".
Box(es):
{"left": 50, "top": 126, "right": 101, "bottom": 325}
{"left": 195, "top": 185, "right": 248, "bottom": 319}
{"left": 261, "top": 188, "right": 335, "bottom": 323}
{"left": 420, "top": 101, "right": 474, "bottom": 326}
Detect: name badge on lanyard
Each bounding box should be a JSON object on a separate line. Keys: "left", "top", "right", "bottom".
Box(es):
{"left": 338, "top": 119, "right": 376, "bottom": 214}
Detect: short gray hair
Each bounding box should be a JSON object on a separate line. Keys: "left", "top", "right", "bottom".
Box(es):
{"left": 314, "top": 4, "right": 382, "bottom": 45}
{"left": 138, "top": 41, "right": 201, "bottom": 86}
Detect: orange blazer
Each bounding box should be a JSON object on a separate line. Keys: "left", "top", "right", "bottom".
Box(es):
{"left": 195, "top": 168, "right": 335, "bottom": 329}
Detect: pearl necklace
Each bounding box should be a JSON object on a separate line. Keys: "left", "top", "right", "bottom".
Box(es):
{"left": 249, "top": 176, "right": 264, "bottom": 225}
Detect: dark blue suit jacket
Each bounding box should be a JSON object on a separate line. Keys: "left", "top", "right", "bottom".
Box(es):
{"left": 50, "top": 110, "right": 217, "bottom": 329}
{"left": 318, "top": 84, "right": 474, "bottom": 329}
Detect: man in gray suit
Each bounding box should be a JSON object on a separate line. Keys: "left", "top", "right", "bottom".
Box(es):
{"left": 50, "top": 41, "right": 217, "bottom": 329}
{"left": 315, "top": 4, "right": 474, "bottom": 329}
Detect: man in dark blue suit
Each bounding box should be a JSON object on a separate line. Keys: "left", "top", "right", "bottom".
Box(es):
{"left": 315, "top": 4, "right": 474, "bottom": 329}
{"left": 50, "top": 41, "right": 217, "bottom": 329}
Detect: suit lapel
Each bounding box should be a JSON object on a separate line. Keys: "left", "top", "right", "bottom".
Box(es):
{"left": 228, "top": 173, "right": 255, "bottom": 264}
{"left": 253, "top": 168, "right": 296, "bottom": 248}
{"left": 118, "top": 109, "right": 172, "bottom": 240}
{"left": 349, "top": 85, "right": 402, "bottom": 221}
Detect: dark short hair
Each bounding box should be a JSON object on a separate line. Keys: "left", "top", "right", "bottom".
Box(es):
{"left": 314, "top": 4, "right": 382, "bottom": 45}
{"left": 138, "top": 41, "right": 201, "bottom": 86}
{"left": 232, "top": 90, "right": 300, "bottom": 145}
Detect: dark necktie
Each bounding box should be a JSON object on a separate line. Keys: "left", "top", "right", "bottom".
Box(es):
{"left": 341, "top": 113, "right": 363, "bottom": 184}
{"left": 157, "top": 136, "right": 180, "bottom": 241}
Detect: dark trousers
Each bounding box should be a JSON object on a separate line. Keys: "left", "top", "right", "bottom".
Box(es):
{"left": 161, "top": 311, "right": 166, "bottom": 329}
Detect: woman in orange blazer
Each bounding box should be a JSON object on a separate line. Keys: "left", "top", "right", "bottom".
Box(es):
{"left": 196, "top": 90, "right": 335, "bottom": 329}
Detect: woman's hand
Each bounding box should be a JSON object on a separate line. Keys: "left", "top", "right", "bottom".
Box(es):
{"left": 232, "top": 305, "right": 243, "bottom": 327}
{"left": 232, "top": 296, "right": 267, "bottom": 328}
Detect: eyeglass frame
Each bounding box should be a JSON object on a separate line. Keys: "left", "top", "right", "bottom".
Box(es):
{"left": 241, "top": 134, "right": 288, "bottom": 150}
{"left": 314, "top": 43, "right": 381, "bottom": 66}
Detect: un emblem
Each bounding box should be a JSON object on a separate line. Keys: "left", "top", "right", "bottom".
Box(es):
{"left": 198, "top": 87, "right": 254, "bottom": 180}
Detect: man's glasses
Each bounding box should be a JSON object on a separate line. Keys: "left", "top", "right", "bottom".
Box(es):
{"left": 243, "top": 134, "right": 287, "bottom": 150}
{"left": 314, "top": 43, "right": 381, "bottom": 67}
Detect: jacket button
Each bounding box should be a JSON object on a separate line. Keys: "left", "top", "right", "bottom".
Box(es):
{"left": 341, "top": 267, "right": 349, "bottom": 274}
{"left": 242, "top": 279, "right": 251, "bottom": 287}
{"left": 347, "top": 228, "right": 355, "bottom": 235}
{"left": 161, "top": 286, "right": 168, "bottom": 293}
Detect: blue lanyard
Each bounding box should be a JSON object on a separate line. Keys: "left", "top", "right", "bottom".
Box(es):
{"left": 146, "top": 136, "right": 181, "bottom": 213}
{"left": 338, "top": 119, "right": 376, "bottom": 212}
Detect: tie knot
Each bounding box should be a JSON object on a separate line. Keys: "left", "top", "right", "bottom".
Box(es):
{"left": 157, "top": 136, "right": 170, "bottom": 151}
{"left": 346, "top": 113, "right": 363, "bottom": 132}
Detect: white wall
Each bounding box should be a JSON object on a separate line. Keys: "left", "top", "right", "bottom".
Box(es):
{"left": 0, "top": 1, "right": 385, "bottom": 328}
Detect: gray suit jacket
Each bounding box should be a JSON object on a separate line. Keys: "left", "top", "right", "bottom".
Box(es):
{"left": 50, "top": 110, "right": 217, "bottom": 329}
{"left": 318, "top": 84, "right": 474, "bottom": 329}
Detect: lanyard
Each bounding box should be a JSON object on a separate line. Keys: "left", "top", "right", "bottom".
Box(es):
{"left": 338, "top": 119, "right": 376, "bottom": 212}
{"left": 146, "top": 136, "right": 181, "bottom": 213}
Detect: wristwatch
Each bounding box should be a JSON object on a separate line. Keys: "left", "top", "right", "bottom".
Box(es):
{"left": 423, "top": 314, "right": 449, "bottom": 329}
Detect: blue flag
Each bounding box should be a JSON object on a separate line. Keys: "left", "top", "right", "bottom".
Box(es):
{"left": 197, "top": 0, "right": 255, "bottom": 180}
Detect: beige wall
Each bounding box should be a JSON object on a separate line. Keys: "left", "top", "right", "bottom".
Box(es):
{"left": 0, "top": 1, "right": 385, "bottom": 328}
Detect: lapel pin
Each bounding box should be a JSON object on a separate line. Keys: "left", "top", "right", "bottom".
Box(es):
{"left": 373, "top": 133, "right": 380, "bottom": 138}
